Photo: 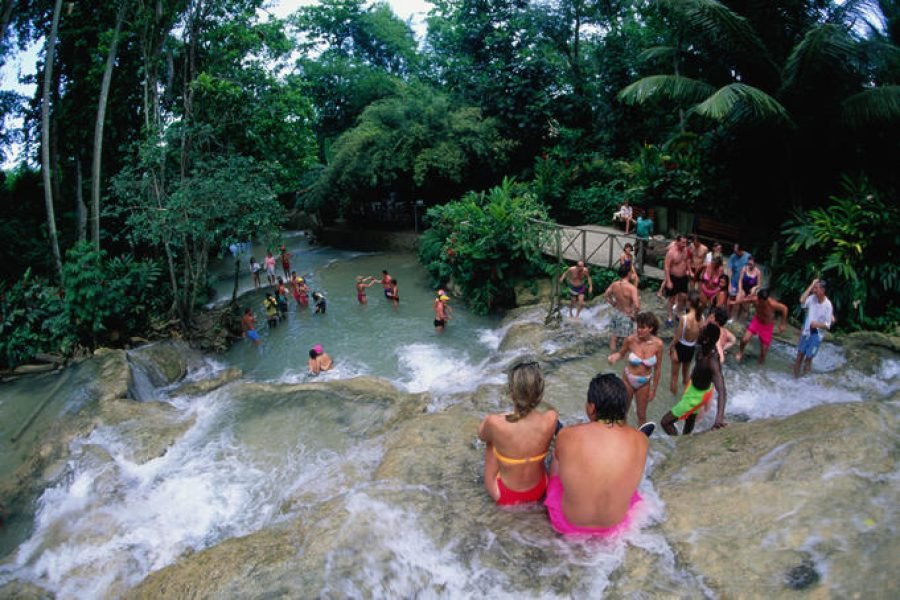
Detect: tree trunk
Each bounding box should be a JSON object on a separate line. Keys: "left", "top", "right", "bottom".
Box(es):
{"left": 91, "top": 3, "right": 126, "bottom": 251}
{"left": 0, "top": 0, "right": 14, "bottom": 48}
{"left": 75, "top": 157, "right": 86, "bottom": 242}
{"left": 41, "top": 0, "right": 64, "bottom": 281}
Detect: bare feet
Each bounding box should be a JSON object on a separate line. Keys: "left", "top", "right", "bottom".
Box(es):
{"left": 735, "top": 351, "right": 743, "bottom": 363}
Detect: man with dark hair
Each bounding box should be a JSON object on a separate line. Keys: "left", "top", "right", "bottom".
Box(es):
{"left": 603, "top": 264, "right": 640, "bottom": 352}
{"left": 734, "top": 289, "right": 788, "bottom": 364}
{"left": 664, "top": 235, "right": 690, "bottom": 326}
{"left": 544, "top": 373, "right": 650, "bottom": 536}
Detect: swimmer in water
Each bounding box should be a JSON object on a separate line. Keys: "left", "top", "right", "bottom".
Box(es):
{"left": 356, "top": 275, "right": 377, "bottom": 304}
{"left": 307, "top": 344, "right": 334, "bottom": 375}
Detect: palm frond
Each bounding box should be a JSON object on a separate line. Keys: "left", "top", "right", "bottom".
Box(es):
{"left": 782, "top": 24, "right": 859, "bottom": 92}
{"left": 637, "top": 46, "right": 678, "bottom": 64}
{"left": 617, "top": 75, "right": 715, "bottom": 106}
{"left": 690, "top": 83, "right": 794, "bottom": 126}
{"left": 842, "top": 85, "right": 900, "bottom": 127}
{"left": 658, "top": 0, "right": 776, "bottom": 73}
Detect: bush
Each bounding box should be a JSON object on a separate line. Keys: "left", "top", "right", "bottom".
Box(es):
{"left": 0, "top": 270, "right": 72, "bottom": 370}
{"left": 418, "top": 178, "right": 554, "bottom": 314}
{"left": 778, "top": 176, "right": 899, "bottom": 331}
{"left": 0, "top": 245, "right": 164, "bottom": 370}
{"left": 62, "top": 242, "right": 164, "bottom": 347}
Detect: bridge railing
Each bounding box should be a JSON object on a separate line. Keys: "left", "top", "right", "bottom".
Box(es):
{"left": 528, "top": 218, "right": 637, "bottom": 270}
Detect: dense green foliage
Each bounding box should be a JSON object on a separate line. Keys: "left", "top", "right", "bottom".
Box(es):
{"left": 0, "top": 244, "right": 162, "bottom": 369}
{"left": 418, "top": 178, "right": 552, "bottom": 314}
{"left": 1, "top": 0, "right": 898, "bottom": 345}
{"left": 779, "top": 177, "right": 900, "bottom": 331}
{"left": 304, "top": 86, "right": 513, "bottom": 220}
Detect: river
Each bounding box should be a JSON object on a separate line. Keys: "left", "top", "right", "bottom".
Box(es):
{"left": 0, "top": 238, "right": 897, "bottom": 598}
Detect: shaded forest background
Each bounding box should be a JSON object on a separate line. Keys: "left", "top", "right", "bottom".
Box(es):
{"left": 0, "top": 0, "right": 898, "bottom": 368}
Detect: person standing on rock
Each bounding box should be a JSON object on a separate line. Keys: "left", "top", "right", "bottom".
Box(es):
{"left": 603, "top": 264, "right": 640, "bottom": 352}
{"left": 664, "top": 235, "right": 690, "bottom": 326}
{"left": 660, "top": 324, "right": 726, "bottom": 434}
{"left": 559, "top": 260, "right": 593, "bottom": 319}
{"left": 544, "top": 373, "right": 649, "bottom": 536}
{"left": 634, "top": 211, "right": 653, "bottom": 274}
{"left": 793, "top": 279, "right": 834, "bottom": 377}
{"left": 734, "top": 289, "right": 788, "bottom": 364}
{"left": 688, "top": 235, "right": 708, "bottom": 291}
{"left": 607, "top": 312, "right": 664, "bottom": 426}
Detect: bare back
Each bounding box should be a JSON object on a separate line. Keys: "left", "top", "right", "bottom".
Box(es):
{"left": 555, "top": 422, "right": 648, "bottom": 527}
{"left": 479, "top": 409, "right": 558, "bottom": 490}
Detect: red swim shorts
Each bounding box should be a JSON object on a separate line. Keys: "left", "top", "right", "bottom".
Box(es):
{"left": 496, "top": 474, "right": 548, "bottom": 506}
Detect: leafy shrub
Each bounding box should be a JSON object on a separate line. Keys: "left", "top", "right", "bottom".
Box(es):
{"left": 0, "top": 245, "right": 164, "bottom": 369}
{"left": 778, "top": 176, "right": 899, "bottom": 331}
{"left": 418, "top": 178, "right": 554, "bottom": 314}
{"left": 62, "top": 242, "right": 164, "bottom": 347}
{"left": 0, "top": 270, "right": 72, "bottom": 370}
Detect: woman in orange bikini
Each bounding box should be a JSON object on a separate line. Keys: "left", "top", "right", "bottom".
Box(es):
{"left": 478, "top": 360, "right": 559, "bottom": 506}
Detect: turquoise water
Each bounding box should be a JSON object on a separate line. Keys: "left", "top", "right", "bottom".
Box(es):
{"left": 209, "top": 234, "right": 501, "bottom": 388}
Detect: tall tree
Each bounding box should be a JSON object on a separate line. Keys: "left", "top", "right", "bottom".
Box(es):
{"left": 90, "top": 2, "right": 127, "bottom": 251}
{"left": 40, "top": 0, "right": 63, "bottom": 280}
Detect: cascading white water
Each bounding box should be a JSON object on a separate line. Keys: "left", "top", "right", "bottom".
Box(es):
{"left": 0, "top": 240, "right": 896, "bottom": 598}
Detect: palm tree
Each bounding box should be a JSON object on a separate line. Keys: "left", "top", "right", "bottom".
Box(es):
{"left": 617, "top": 0, "right": 900, "bottom": 211}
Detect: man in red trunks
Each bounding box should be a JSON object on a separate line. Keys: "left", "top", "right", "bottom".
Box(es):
{"left": 735, "top": 289, "right": 788, "bottom": 365}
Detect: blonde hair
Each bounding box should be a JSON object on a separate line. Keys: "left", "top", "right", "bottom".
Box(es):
{"left": 506, "top": 361, "right": 544, "bottom": 422}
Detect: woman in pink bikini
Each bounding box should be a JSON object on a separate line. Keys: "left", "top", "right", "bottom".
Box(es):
{"left": 699, "top": 257, "right": 723, "bottom": 309}
{"left": 607, "top": 312, "right": 664, "bottom": 426}
{"left": 478, "top": 360, "right": 559, "bottom": 506}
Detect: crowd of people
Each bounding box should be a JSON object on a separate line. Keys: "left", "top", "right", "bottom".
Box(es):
{"left": 485, "top": 233, "right": 835, "bottom": 537}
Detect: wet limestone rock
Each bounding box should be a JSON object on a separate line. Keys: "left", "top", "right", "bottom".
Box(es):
{"left": 651, "top": 401, "right": 900, "bottom": 598}
{"left": 90, "top": 348, "right": 132, "bottom": 403}
{"left": 125, "top": 524, "right": 305, "bottom": 599}
{"left": 96, "top": 399, "right": 197, "bottom": 464}
{"left": 840, "top": 330, "right": 900, "bottom": 375}
{"left": 514, "top": 279, "right": 553, "bottom": 306}
{"left": 170, "top": 367, "right": 243, "bottom": 397}
{"left": 128, "top": 340, "right": 192, "bottom": 387}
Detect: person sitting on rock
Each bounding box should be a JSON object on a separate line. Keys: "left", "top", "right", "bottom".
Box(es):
{"left": 478, "top": 359, "right": 558, "bottom": 506}
{"left": 544, "top": 373, "right": 649, "bottom": 536}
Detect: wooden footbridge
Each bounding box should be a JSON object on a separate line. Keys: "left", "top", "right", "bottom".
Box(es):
{"left": 530, "top": 220, "right": 666, "bottom": 326}
{"left": 532, "top": 220, "right": 665, "bottom": 279}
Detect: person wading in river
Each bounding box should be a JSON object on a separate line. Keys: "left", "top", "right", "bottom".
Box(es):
{"left": 734, "top": 289, "right": 788, "bottom": 365}
{"left": 559, "top": 260, "right": 593, "bottom": 319}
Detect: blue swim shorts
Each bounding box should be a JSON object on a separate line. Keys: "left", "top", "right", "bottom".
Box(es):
{"left": 797, "top": 332, "right": 821, "bottom": 358}
{"left": 247, "top": 329, "right": 260, "bottom": 342}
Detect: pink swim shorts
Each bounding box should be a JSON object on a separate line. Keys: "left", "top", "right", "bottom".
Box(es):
{"left": 544, "top": 475, "right": 641, "bottom": 537}
{"left": 747, "top": 316, "right": 774, "bottom": 347}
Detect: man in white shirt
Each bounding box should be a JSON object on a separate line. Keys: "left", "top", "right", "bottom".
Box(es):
{"left": 793, "top": 279, "right": 834, "bottom": 377}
